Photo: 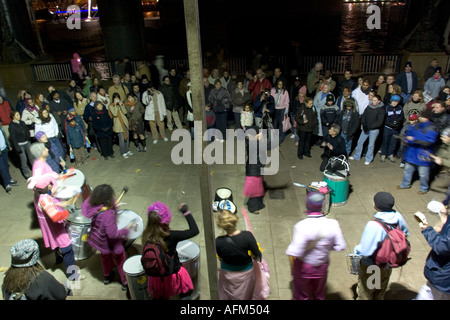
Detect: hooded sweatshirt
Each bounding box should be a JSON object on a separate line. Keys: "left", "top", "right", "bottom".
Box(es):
{"left": 81, "top": 199, "right": 128, "bottom": 255}
{"left": 354, "top": 211, "right": 409, "bottom": 265}
{"left": 361, "top": 101, "right": 385, "bottom": 132}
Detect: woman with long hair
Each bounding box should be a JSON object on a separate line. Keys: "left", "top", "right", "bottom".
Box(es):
{"left": 403, "top": 90, "right": 426, "bottom": 123}
{"left": 141, "top": 202, "right": 199, "bottom": 299}
{"left": 2, "top": 239, "right": 68, "bottom": 300}
{"left": 21, "top": 97, "right": 40, "bottom": 139}
{"left": 81, "top": 184, "right": 131, "bottom": 291}
{"left": 109, "top": 92, "right": 132, "bottom": 158}
{"left": 34, "top": 108, "right": 65, "bottom": 171}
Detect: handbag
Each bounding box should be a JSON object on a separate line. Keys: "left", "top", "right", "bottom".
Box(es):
{"left": 325, "top": 155, "right": 350, "bottom": 178}
{"left": 282, "top": 114, "right": 292, "bottom": 132}
{"left": 252, "top": 259, "right": 270, "bottom": 300}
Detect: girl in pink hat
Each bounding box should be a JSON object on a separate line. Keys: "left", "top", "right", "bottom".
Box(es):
{"left": 141, "top": 202, "right": 199, "bottom": 299}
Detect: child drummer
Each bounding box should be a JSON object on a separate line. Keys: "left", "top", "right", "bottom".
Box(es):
{"left": 81, "top": 184, "right": 133, "bottom": 291}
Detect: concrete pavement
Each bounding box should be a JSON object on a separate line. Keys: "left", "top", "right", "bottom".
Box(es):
{"left": 0, "top": 85, "right": 447, "bottom": 300}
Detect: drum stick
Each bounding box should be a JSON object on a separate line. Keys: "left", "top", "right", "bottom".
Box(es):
{"left": 116, "top": 186, "right": 129, "bottom": 204}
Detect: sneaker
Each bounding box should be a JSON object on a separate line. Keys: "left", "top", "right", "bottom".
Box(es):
{"left": 137, "top": 146, "right": 143, "bottom": 152}
{"left": 290, "top": 134, "right": 295, "bottom": 139}
{"left": 121, "top": 283, "right": 128, "bottom": 291}
{"left": 418, "top": 190, "right": 427, "bottom": 195}
{"left": 127, "top": 151, "right": 133, "bottom": 156}
{"left": 153, "top": 140, "right": 158, "bottom": 144}
{"left": 380, "top": 155, "right": 386, "bottom": 162}
{"left": 396, "top": 185, "right": 409, "bottom": 190}
{"left": 364, "top": 161, "right": 370, "bottom": 165}
{"left": 10, "top": 179, "right": 18, "bottom": 186}
{"left": 122, "top": 153, "right": 128, "bottom": 159}
{"left": 388, "top": 155, "right": 396, "bottom": 163}
{"left": 5, "top": 185, "right": 12, "bottom": 193}
{"left": 400, "top": 163, "right": 405, "bottom": 168}
{"left": 104, "top": 271, "right": 115, "bottom": 285}
{"left": 143, "top": 147, "right": 147, "bottom": 152}
{"left": 163, "top": 137, "right": 169, "bottom": 142}
{"left": 110, "top": 154, "right": 115, "bottom": 159}
{"left": 349, "top": 156, "right": 355, "bottom": 160}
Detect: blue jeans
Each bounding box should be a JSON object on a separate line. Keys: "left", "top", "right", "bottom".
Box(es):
{"left": 381, "top": 126, "right": 400, "bottom": 156}
{"left": 340, "top": 133, "right": 352, "bottom": 156}
{"left": 400, "top": 162, "right": 431, "bottom": 192}
{"left": 117, "top": 131, "right": 130, "bottom": 155}
{"left": 0, "top": 148, "right": 12, "bottom": 187}
{"left": 352, "top": 129, "right": 380, "bottom": 163}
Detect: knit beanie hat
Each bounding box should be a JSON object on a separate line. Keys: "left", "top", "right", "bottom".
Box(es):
{"left": 30, "top": 142, "right": 46, "bottom": 159}
{"left": 11, "top": 239, "right": 39, "bottom": 268}
{"left": 374, "top": 192, "right": 395, "bottom": 212}
{"left": 34, "top": 131, "right": 46, "bottom": 142}
{"left": 306, "top": 192, "right": 325, "bottom": 213}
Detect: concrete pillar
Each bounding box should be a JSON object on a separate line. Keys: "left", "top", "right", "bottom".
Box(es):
{"left": 183, "top": 0, "right": 219, "bottom": 300}
{"left": 96, "top": 0, "right": 147, "bottom": 61}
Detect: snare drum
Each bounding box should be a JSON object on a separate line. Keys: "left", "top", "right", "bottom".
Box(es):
{"left": 116, "top": 209, "right": 144, "bottom": 249}
{"left": 215, "top": 187, "right": 233, "bottom": 202}
{"left": 54, "top": 169, "right": 91, "bottom": 207}
{"left": 346, "top": 254, "right": 361, "bottom": 275}
{"left": 123, "top": 255, "right": 151, "bottom": 300}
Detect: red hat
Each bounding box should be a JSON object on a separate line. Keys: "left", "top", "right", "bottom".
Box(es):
{"left": 408, "top": 113, "right": 418, "bottom": 121}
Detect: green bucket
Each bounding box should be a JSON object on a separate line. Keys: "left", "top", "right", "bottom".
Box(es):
{"left": 323, "top": 170, "right": 349, "bottom": 206}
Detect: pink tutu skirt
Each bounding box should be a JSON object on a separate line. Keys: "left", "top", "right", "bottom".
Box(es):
{"left": 147, "top": 265, "right": 193, "bottom": 300}
{"left": 243, "top": 176, "right": 265, "bottom": 198}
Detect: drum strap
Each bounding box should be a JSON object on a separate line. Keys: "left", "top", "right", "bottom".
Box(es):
{"left": 93, "top": 210, "right": 106, "bottom": 220}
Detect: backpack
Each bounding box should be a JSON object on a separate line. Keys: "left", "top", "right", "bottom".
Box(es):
{"left": 141, "top": 242, "right": 180, "bottom": 278}
{"left": 372, "top": 219, "right": 411, "bottom": 269}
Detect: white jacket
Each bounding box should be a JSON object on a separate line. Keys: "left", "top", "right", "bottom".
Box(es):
{"left": 142, "top": 90, "right": 167, "bottom": 121}
{"left": 352, "top": 87, "right": 368, "bottom": 116}
{"left": 34, "top": 114, "right": 59, "bottom": 138}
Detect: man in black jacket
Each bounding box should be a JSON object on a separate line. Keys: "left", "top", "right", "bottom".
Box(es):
{"left": 320, "top": 124, "right": 347, "bottom": 172}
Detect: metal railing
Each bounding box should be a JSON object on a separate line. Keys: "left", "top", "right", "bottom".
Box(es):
{"left": 30, "top": 54, "right": 404, "bottom": 82}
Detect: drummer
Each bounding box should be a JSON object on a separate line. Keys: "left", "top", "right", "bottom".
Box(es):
{"left": 31, "top": 173, "right": 83, "bottom": 281}
{"left": 81, "top": 184, "right": 132, "bottom": 291}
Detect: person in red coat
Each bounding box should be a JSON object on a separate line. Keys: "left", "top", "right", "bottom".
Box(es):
{"left": 0, "top": 95, "right": 12, "bottom": 138}
{"left": 248, "top": 68, "right": 272, "bottom": 102}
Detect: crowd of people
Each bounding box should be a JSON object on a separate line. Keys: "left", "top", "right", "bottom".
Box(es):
{"left": 0, "top": 54, "right": 449, "bottom": 301}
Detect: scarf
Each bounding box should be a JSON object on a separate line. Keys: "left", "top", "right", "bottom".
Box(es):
{"left": 25, "top": 99, "right": 39, "bottom": 113}
{"left": 109, "top": 106, "right": 128, "bottom": 140}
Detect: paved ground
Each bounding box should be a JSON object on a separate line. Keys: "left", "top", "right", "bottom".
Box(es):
{"left": 0, "top": 84, "right": 448, "bottom": 300}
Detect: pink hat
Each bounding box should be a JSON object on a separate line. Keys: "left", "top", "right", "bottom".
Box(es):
{"left": 147, "top": 202, "right": 173, "bottom": 224}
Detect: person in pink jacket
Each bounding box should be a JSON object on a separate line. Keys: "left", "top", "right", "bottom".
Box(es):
{"left": 32, "top": 172, "right": 80, "bottom": 280}
{"left": 271, "top": 79, "right": 290, "bottom": 143}
{"left": 81, "top": 184, "right": 131, "bottom": 290}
